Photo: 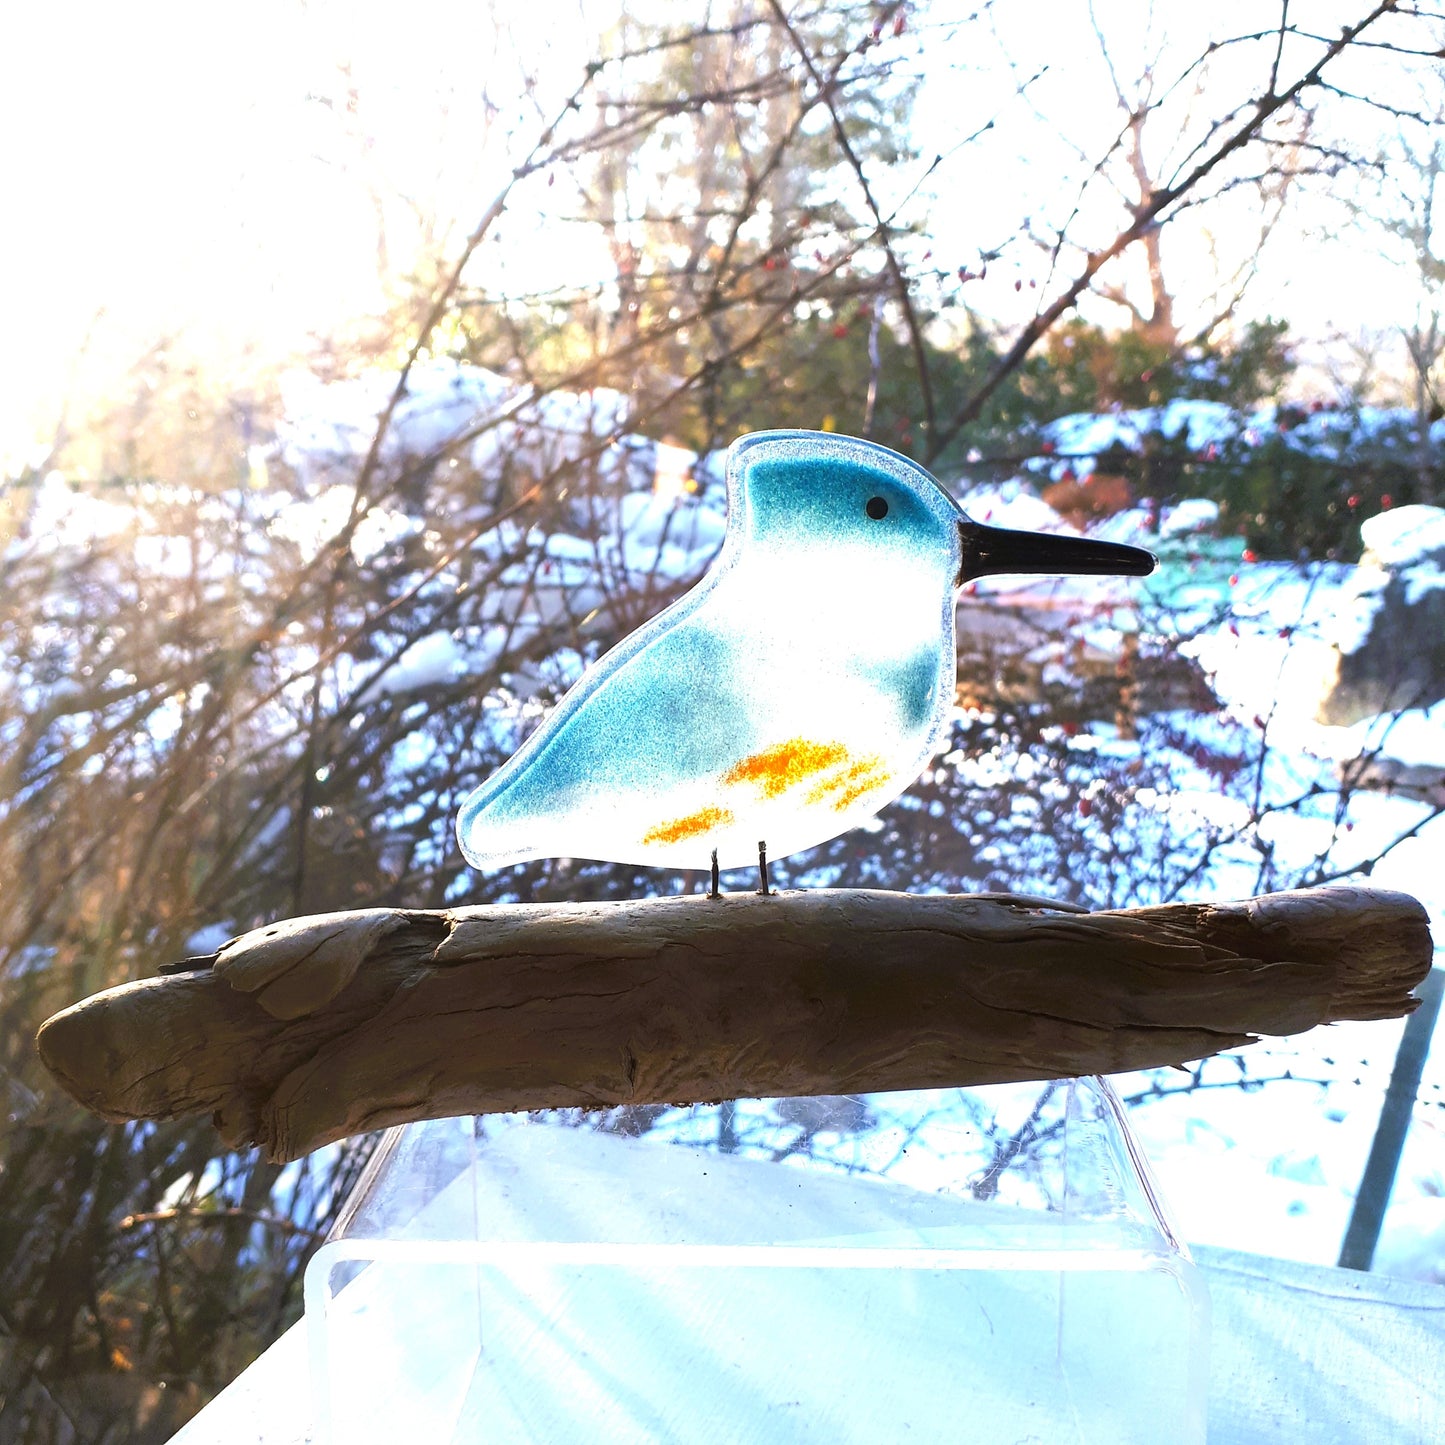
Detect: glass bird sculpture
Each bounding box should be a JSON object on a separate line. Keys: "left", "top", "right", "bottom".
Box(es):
{"left": 458, "top": 430, "right": 1154, "bottom": 873}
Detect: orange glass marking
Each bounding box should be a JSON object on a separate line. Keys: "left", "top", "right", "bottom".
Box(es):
{"left": 803, "top": 756, "right": 880, "bottom": 803}
{"left": 641, "top": 804, "right": 735, "bottom": 847}
{"left": 804, "top": 755, "right": 892, "bottom": 812}
{"left": 722, "top": 738, "right": 849, "bottom": 798}
{"left": 830, "top": 764, "right": 892, "bottom": 811}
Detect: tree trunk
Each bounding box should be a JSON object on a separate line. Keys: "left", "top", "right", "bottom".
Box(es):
{"left": 35, "top": 885, "right": 1433, "bottom": 1163}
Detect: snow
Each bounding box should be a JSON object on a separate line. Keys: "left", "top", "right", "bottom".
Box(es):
{"left": 1289, "top": 404, "right": 1416, "bottom": 447}
{"left": 1041, "top": 399, "right": 1240, "bottom": 476}
{"left": 1039, "top": 403, "right": 1439, "bottom": 493}
{"left": 1316, "top": 702, "right": 1445, "bottom": 770}
{"left": 184, "top": 922, "right": 236, "bottom": 955}
{"left": 1120, "top": 1062, "right": 1399, "bottom": 1265}
{"left": 1085, "top": 506, "right": 1156, "bottom": 546}
{"left": 1180, "top": 565, "right": 1337, "bottom": 707}
{"left": 266, "top": 488, "right": 420, "bottom": 564}
{"left": 615, "top": 490, "right": 726, "bottom": 567}
{"left": 276, "top": 363, "right": 509, "bottom": 484}
{"left": 1180, "top": 555, "right": 1445, "bottom": 797}
{"left": 1311, "top": 507, "right": 1445, "bottom": 654}
{"left": 1402, "top": 559, "right": 1445, "bottom": 606}
{"left": 9, "top": 470, "right": 134, "bottom": 556}
{"left": 1359, "top": 504, "right": 1445, "bottom": 568}
{"left": 1159, "top": 498, "right": 1219, "bottom": 537}
{"left": 1323, "top": 563, "right": 1389, "bottom": 656}
{"left": 955, "top": 482, "right": 1074, "bottom": 534}
{"left": 365, "top": 632, "right": 474, "bottom": 696}
{"left": 275, "top": 360, "right": 630, "bottom": 493}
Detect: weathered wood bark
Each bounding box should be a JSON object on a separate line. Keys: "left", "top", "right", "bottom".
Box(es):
{"left": 36, "top": 886, "right": 1433, "bottom": 1163}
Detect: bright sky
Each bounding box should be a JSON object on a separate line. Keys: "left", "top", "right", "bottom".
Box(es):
{"left": 0, "top": 0, "right": 539, "bottom": 470}
{"left": 908, "top": 2, "right": 1435, "bottom": 342}
{"left": 1, "top": 0, "right": 1435, "bottom": 474}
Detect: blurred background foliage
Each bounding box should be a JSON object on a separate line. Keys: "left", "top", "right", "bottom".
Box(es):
{"left": 2, "top": 0, "right": 1443, "bottom": 1438}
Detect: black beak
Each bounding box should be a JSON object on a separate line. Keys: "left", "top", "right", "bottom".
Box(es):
{"left": 958, "top": 518, "right": 1156, "bottom": 584}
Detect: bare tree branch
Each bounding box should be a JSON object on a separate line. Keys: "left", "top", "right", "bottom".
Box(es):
{"left": 767, "top": 0, "right": 936, "bottom": 449}
{"left": 927, "top": 0, "right": 1402, "bottom": 463}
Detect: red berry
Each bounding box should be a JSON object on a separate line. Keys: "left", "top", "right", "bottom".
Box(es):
{"left": 1381, "top": 494, "right": 1394, "bottom": 509}
{"left": 1347, "top": 493, "right": 1360, "bottom": 509}
{"left": 1242, "top": 548, "right": 1257, "bottom": 562}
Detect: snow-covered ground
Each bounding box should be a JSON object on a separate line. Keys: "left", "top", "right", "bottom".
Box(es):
{"left": 1036, "top": 398, "right": 1445, "bottom": 483}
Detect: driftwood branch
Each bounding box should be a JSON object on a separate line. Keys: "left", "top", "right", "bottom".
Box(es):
{"left": 36, "top": 886, "right": 1433, "bottom": 1163}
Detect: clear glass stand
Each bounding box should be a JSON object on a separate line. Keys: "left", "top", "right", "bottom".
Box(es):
{"left": 305, "top": 1079, "right": 1209, "bottom": 1444}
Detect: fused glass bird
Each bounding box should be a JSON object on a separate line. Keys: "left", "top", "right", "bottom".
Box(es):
{"left": 458, "top": 430, "right": 1154, "bottom": 875}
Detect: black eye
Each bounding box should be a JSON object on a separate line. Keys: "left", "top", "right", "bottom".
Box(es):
{"left": 865, "top": 496, "right": 889, "bottom": 520}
